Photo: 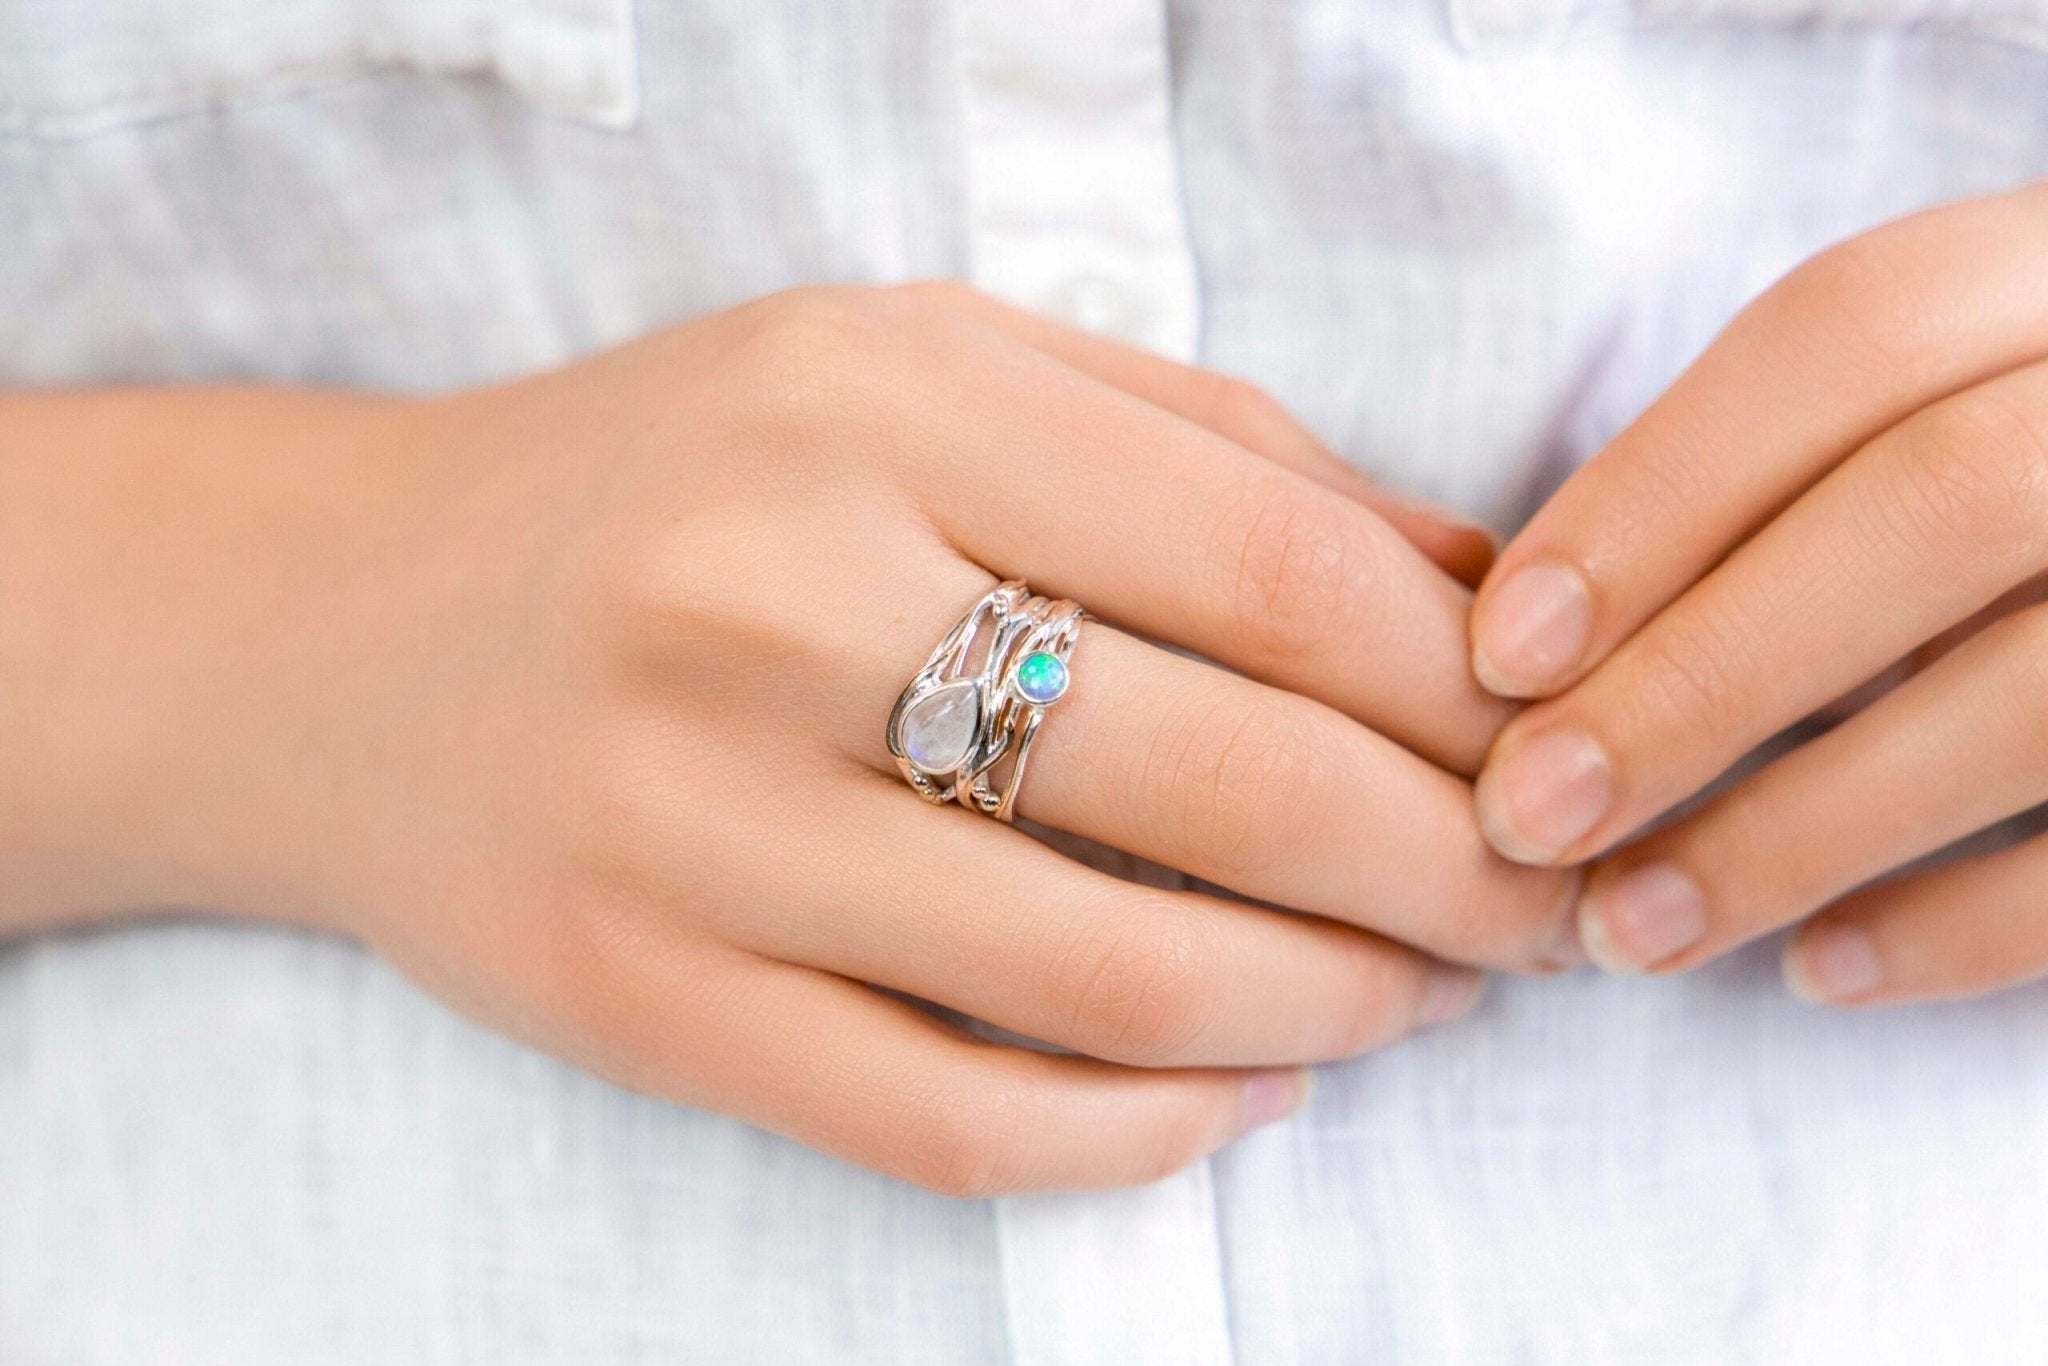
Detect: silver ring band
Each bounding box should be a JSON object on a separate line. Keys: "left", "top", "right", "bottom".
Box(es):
{"left": 887, "top": 580, "right": 1083, "bottom": 823}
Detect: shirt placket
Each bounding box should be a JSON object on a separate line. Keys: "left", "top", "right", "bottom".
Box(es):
{"left": 949, "top": 2, "right": 1230, "bottom": 1363}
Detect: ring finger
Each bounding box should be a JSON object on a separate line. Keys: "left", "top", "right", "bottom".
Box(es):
{"left": 844, "top": 565, "right": 1575, "bottom": 972}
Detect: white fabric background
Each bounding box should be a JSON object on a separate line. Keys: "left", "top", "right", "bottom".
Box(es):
{"left": 4, "top": 0, "right": 2048, "bottom": 1360}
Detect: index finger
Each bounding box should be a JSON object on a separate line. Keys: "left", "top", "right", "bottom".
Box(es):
{"left": 882, "top": 295, "right": 1512, "bottom": 774}
{"left": 898, "top": 281, "right": 1498, "bottom": 587}
{"left": 1469, "top": 182, "right": 2048, "bottom": 700}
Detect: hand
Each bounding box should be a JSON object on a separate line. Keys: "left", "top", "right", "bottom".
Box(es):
{"left": 0, "top": 284, "right": 1570, "bottom": 1194}
{"left": 1465, "top": 184, "right": 2048, "bottom": 1008}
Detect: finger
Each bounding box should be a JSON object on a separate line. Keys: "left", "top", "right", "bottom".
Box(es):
{"left": 1907, "top": 572, "right": 2048, "bottom": 675}
{"left": 1568, "top": 602, "right": 2048, "bottom": 973}
{"left": 1784, "top": 829, "right": 2048, "bottom": 1009}
{"left": 1472, "top": 182, "right": 2048, "bottom": 698}
{"left": 899, "top": 280, "right": 1497, "bottom": 586}
{"left": 1476, "top": 359, "right": 2048, "bottom": 866}
{"left": 561, "top": 931, "right": 1312, "bottom": 1196}
{"left": 837, "top": 562, "right": 1575, "bottom": 972}
{"left": 728, "top": 778, "right": 1486, "bottom": 1069}
{"left": 1020, "top": 627, "right": 1575, "bottom": 971}
{"left": 873, "top": 293, "right": 1512, "bottom": 775}
{"left": 1809, "top": 573, "right": 2048, "bottom": 727}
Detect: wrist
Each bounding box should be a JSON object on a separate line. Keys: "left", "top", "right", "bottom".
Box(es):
{"left": 0, "top": 387, "right": 411, "bottom": 935}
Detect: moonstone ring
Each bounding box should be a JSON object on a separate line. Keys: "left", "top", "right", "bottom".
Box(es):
{"left": 887, "top": 580, "right": 1083, "bottom": 823}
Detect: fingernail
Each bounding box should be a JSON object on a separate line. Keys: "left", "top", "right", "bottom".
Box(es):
{"left": 1417, "top": 965, "right": 1488, "bottom": 1027}
{"left": 1785, "top": 924, "right": 1883, "bottom": 1005}
{"left": 1580, "top": 862, "right": 1706, "bottom": 973}
{"left": 1475, "top": 729, "right": 1612, "bottom": 864}
{"left": 1239, "top": 1066, "right": 1312, "bottom": 1134}
{"left": 1473, "top": 562, "right": 1594, "bottom": 697}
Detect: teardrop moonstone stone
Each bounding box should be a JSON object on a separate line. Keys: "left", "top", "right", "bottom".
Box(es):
{"left": 900, "top": 681, "right": 980, "bottom": 773}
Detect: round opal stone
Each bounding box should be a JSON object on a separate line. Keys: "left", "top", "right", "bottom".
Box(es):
{"left": 899, "top": 680, "right": 980, "bottom": 773}
{"left": 1013, "top": 650, "right": 1069, "bottom": 705}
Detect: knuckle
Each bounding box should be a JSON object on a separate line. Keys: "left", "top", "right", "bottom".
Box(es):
{"left": 1128, "top": 1111, "right": 1220, "bottom": 1188}
{"left": 1877, "top": 391, "right": 2048, "bottom": 563}
{"left": 1589, "top": 422, "right": 1718, "bottom": 529}
{"left": 511, "top": 896, "right": 647, "bottom": 1041}
{"left": 725, "top": 286, "right": 897, "bottom": 434}
{"left": 524, "top": 901, "right": 752, "bottom": 1097}
{"left": 1191, "top": 372, "right": 1296, "bottom": 448}
{"left": 1625, "top": 602, "right": 1756, "bottom": 740}
{"left": 733, "top": 284, "right": 884, "bottom": 357}
{"left": 1223, "top": 480, "right": 1366, "bottom": 662}
{"left": 1148, "top": 687, "right": 1323, "bottom": 883}
{"left": 1044, "top": 896, "right": 1218, "bottom": 1065}
{"left": 1766, "top": 228, "right": 1955, "bottom": 385}
{"left": 1301, "top": 934, "right": 1418, "bottom": 1055}
{"left": 892, "top": 278, "right": 986, "bottom": 314}
{"left": 892, "top": 1089, "right": 1029, "bottom": 1199}
{"left": 1705, "top": 785, "right": 1823, "bottom": 909}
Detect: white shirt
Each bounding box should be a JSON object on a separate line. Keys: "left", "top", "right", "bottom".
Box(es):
{"left": 4, "top": 1, "right": 2048, "bottom": 1360}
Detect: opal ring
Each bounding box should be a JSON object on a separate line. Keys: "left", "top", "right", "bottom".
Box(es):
{"left": 887, "top": 580, "right": 1083, "bottom": 823}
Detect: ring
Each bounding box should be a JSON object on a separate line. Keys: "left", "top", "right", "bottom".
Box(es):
{"left": 887, "top": 580, "right": 1084, "bottom": 823}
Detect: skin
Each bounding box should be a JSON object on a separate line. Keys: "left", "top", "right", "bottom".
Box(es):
{"left": 0, "top": 282, "right": 1573, "bottom": 1196}
{"left": 1467, "top": 182, "right": 2048, "bottom": 1010}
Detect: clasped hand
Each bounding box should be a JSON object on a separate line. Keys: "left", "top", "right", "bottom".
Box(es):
{"left": 7, "top": 188, "right": 2045, "bottom": 1197}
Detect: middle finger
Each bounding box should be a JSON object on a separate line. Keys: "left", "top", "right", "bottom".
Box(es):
{"left": 854, "top": 567, "right": 1576, "bottom": 971}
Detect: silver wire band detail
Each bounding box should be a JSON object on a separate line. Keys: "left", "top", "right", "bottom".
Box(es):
{"left": 886, "top": 580, "right": 1083, "bottom": 823}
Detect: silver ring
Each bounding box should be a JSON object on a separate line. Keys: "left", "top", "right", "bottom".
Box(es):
{"left": 887, "top": 579, "right": 1083, "bottom": 823}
